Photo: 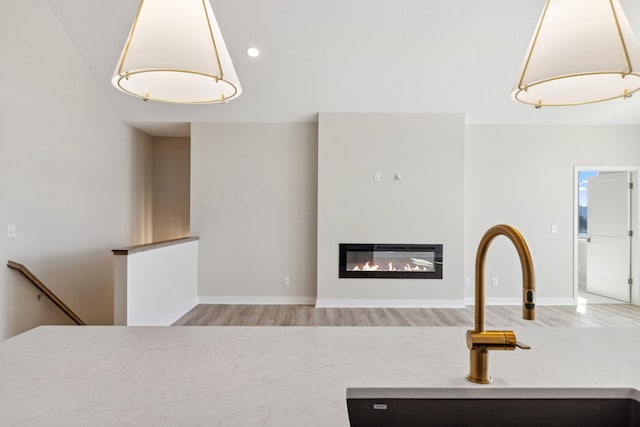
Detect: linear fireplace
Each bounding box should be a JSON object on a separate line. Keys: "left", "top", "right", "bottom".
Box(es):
{"left": 339, "top": 244, "right": 443, "bottom": 279}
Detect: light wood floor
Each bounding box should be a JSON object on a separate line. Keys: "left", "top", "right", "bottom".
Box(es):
{"left": 174, "top": 303, "right": 640, "bottom": 327}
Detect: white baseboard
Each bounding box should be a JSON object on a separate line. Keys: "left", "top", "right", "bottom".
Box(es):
{"left": 197, "top": 296, "right": 575, "bottom": 308}
{"left": 315, "top": 299, "right": 466, "bottom": 308}
{"left": 463, "top": 297, "right": 520, "bottom": 306}
{"left": 198, "top": 296, "right": 316, "bottom": 305}
{"left": 463, "top": 297, "right": 575, "bottom": 306}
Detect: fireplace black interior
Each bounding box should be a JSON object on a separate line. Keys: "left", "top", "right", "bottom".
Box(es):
{"left": 339, "top": 244, "right": 443, "bottom": 279}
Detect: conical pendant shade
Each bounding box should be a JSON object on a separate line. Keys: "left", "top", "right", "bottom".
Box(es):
{"left": 512, "top": 0, "right": 640, "bottom": 107}
{"left": 112, "top": 0, "right": 241, "bottom": 104}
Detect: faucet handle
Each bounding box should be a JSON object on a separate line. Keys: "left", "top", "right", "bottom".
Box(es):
{"left": 516, "top": 341, "right": 531, "bottom": 350}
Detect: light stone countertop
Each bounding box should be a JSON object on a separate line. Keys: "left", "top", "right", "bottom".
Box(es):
{"left": 0, "top": 326, "right": 638, "bottom": 426}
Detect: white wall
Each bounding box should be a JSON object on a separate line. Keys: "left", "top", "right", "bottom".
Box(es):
{"left": 152, "top": 137, "right": 190, "bottom": 241}
{"left": 465, "top": 124, "right": 640, "bottom": 304}
{"left": 114, "top": 240, "right": 198, "bottom": 326}
{"left": 317, "top": 113, "right": 466, "bottom": 305}
{"left": 188, "top": 121, "right": 640, "bottom": 307}
{"left": 189, "top": 120, "right": 640, "bottom": 307}
{"left": 0, "top": 0, "right": 152, "bottom": 340}
{"left": 191, "top": 123, "right": 318, "bottom": 303}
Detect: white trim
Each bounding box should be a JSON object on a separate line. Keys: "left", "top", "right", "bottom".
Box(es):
{"left": 573, "top": 166, "right": 639, "bottom": 306}
{"left": 315, "top": 299, "right": 465, "bottom": 308}
{"left": 463, "top": 297, "right": 575, "bottom": 306}
{"left": 464, "top": 297, "right": 519, "bottom": 306}
{"left": 198, "top": 296, "right": 576, "bottom": 308}
{"left": 198, "top": 296, "right": 316, "bottom": 305}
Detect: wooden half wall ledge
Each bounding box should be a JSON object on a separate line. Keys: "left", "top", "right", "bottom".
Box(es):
{"left": 112, "top": 236, "right": 199, "bottom": 255}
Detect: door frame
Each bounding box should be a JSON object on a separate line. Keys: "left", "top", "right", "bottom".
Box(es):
{"left": 573, "top": 166, "right": 640, "bottom": 306}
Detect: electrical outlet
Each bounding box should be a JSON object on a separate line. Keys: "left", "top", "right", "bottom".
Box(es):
{"left": 492, "top": 277, "right": 499, "bottom": 287}
{"left": 283, "top": 277, "right": 290, "bottom": 287}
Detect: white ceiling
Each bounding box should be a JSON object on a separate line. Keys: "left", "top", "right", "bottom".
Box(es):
{"left": 47, "top": 0, "right": 640, "bottom": 136}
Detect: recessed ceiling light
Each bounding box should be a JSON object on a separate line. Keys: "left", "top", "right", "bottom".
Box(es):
{"left": 246, "top": 47, "right": 260, "bottom": 58}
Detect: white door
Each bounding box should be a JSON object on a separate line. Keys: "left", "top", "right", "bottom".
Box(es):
{"left": 586, "top": 172, "right": 632, "bottom": 302}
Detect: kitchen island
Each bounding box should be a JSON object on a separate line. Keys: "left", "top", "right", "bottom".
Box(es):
{"left": 0, "top": 326, "right": 638, "bottom": 426}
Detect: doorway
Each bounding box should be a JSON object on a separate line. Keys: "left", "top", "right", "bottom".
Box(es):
{"left": 574, "top": 167, "right": 638, "bottom": 306}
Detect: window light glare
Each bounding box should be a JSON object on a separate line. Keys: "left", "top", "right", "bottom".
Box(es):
{"left": 246, "top": 47, "right": 260, "bottom": 58}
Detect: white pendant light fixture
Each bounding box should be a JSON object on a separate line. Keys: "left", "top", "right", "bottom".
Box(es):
{"left": 112, "top": 0, "right": 241, "bottom": 104}
{"left": 512, "top": 0, "right": 640, "bottom": 107}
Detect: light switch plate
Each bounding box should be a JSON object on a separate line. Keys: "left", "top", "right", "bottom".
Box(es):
{"left": 7, "top": 225, "right": 16, "bottom": 238}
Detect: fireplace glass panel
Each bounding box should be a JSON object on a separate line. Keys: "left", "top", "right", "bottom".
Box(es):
{"left": 339, "top": 244, "right": 443, "bottom": 279}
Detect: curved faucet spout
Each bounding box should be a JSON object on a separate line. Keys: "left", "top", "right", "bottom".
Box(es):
{"left": 474, "top": 224, "right": 536, "bottom": 332}
{"left": 467, "top": 224, "right": 536, "bottom": 384}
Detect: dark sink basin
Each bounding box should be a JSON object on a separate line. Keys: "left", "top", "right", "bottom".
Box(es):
{"left": 346, "top": 387, "right": 640, "bottom": 427}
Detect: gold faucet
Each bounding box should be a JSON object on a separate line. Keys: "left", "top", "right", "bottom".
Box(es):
{"left": 466, "top": 224, "right": 536, "bottom": 384}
